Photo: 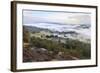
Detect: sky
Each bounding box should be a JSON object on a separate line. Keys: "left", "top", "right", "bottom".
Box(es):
{"left": 23, "top": 10, "right": 91, "bottom": 25}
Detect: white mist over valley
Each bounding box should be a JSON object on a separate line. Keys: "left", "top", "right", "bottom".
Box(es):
{"left": 24, "top": 22, "right": 91, "bottom": 43}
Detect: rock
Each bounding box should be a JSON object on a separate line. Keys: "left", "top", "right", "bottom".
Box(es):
{"left": 23, "top": 47, "right": 79, "bottom": 62}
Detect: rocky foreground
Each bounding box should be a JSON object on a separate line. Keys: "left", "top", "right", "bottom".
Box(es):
{"left": 23, "top": 47, "right": 79, "bottom": 62}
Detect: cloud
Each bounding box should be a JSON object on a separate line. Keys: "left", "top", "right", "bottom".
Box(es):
{"left": 23, "top": 10, "right": 91, "bottom": 25}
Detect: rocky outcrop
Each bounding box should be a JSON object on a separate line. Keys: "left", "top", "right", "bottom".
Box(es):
{"left": 23, "top": 47, "right": 79, "bottom": 62}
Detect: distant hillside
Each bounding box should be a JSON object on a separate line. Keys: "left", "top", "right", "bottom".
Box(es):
{"left": 23, "top": 25, "right": 52, "bottom": 33}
